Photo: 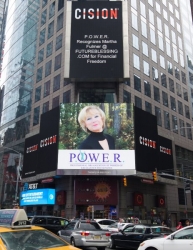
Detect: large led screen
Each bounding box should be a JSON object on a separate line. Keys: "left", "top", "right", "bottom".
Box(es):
{"left": 20, "top": 189, "right": 55, "bottom": 206}
{"left": 57, "top": 103, "right": 135, "bottom": 176}
{"left": 69, "top": 1, "right": 123, "bottom": 80}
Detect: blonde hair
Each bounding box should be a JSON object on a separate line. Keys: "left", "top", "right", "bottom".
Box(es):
{"left": 78, "top": 105, "right": 106, "bottom": 133}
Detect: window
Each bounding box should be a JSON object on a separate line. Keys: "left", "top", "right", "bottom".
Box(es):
{"left": 149, "top": 10, "right": 154, "bottom": 24}
{"left": 131, "top": 0, "right": 137, "bottom": 9}
{"left": 49, "top": 2, "right": 55, "bottom": 19}
{"left": 132, "top": 12, "right": 138, "bottom": 30}
{"left": 162, "top": 91, "right": 168, "bottom": 107}
{"left": 154, "top": 86, "right": 160, "bottom": 103}
{"left": 46, "top": 41, "right": 53, "bottom": 57}
{"left": 52, "top": 96, "right": 59, "bottom": 108}
{"left": 41, "top": 9, "right": 47, "bottom": 26}
{"left": 141, "top": 20, "right": 147, "bottom": 37}
{"left": 189, "top": 72, "right": 193, "bottom": 85}
{"left": 132, "top": 34, "right": 139, "bottom": 50}
{"left": 151, "top": 49, "right": 157, "bottom": 63}
{"left": 56, "top": 34, "right": 62, "bottom": 50}
{"left": 53, "top": 74, "right": 60, "bottom": 92}
{"left": 161, "top": 73, "right": 167, "bottom": 88}
{"left": 185, "top": 105, "right": 190, "bottom": 119}
{"left": 164, "top": 24, "right": 169, "bottom": 38}
{"left": 179, "top": 119, "right": 185, "bottom": 137}
{"left": 164, "top": 111, "right": 170, "bottom": 130}
{"left": 145, "top": 101, "right": 152, "bottom": 113}
{"left": 175, "top": 67, "right": 180, "bottom": 80}
{"left": 152, "top": 67, "right": 159, "bottom": 82}
{"left": 58, "top": 0, "right": 64, "bottom": 11}
{"left": 44, "top": 80, "right": 50, "bottom": 97}
{"left": 160, "top": 55, "right": 165, "bottom": 69}
{"left": 48, "top": 21, "right": 54, "bottom": 39}
{"left": 42, "top": 101, "right": 49, "bottom": 113}
{"left": 143, "top": 61, "right": 149, "bottom": 76}
{"left": 54, "top": 54, "right": 62, "bottom": 71}
{"left": 134, "top": 75, "right": 141, "bottom": 92}
{"left": 170, "top": 96, "right": 176, "bottom": 111}
{"left": 38, "top": 49, "right": 44, "bottom": 64}
{"left": 155, "top": 107, "right": 162, "bottom": 126}
{"left": 35, "top": 86, "right": 41, "bottom": 102}
{"left": 123, "top": 90, "right": 131, "bottom": 103}
{"left": 42, "top": 0, "right": 48, "bottom": 8}
{"left": 142, "top": 42, "right": 148, "bottom": 56}
{"left": 171, "top": 31, "right": 176, "bottom": 44}
{"left": 178, "top": 36, "right": 183, "bottom": 50}
{"left": 33, "top": 107, "right": 40, "bottom": 126}
{"left": 135, "top": 96, "right": 142, "bottom": 109}
{"left": 186, "top": 123, "right": 192, "bottom": 140}
{"left": 157, "top": 17, "right": 162, "bottom": 31}
{"left": 36, "top": 67, "right": 43, "bottom": 82}
{"left": 166, "top": 41, "right": 171, "bottom": 57}
{"left": 39, "top": 28, "right": 45, "bottom": 46}
{"left": 176, "top": 82, "right": 181, "bottom": 97}
{"left": 57, "top": 13, "right": 63, "bottom": 31}
{"left": 178, "top": 188, "right": 185, "bottom": 205}
{"left": 144, "top": 80, "right": 151, "bottom": 97}
{"left": 178, "top": 101, "right": 183, "bottom": 115}
{"left": 133, "top": 54, "right": 140, "bottom": 70}
{"left": 168, "top": 61, "right": 173, "bottom": 75}
{"left": 169, "top": 78, "right": 174, "bottom": 93}
{"left": 163, "top": 9, "right": 168, "bottom": 20}
{"left": 183, "top": 88, "right": 188, "bottom": 101}
{"left": 158, "top": 34, "right": 164, "bottom": 51}
{"left": 63, "top": 90, "right": 71, "bottom": 103}
{"left": 150, "top": 27, "right": 156, "bottom": 44}
{"left": 173, "top": 47, "right": 178, "bottom": 63}
{"left": 181, "top": 71, "right": 186, "bottom": 84}
{"left": 140, "top": 2, "right": 146, "bottom": 17}
{"left": 156, "top": 2, "right": 160, "bottom": 13}
{"left": 45, "top": 60, "right": 52, "bottom": 77}
{"left": 172, "top": 115, "right": 178, "bottom": 133}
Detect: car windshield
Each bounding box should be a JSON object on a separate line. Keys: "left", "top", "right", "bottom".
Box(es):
{"left": 108, "top": 223, "right": 118, "bottom": 228}
{"left": 0, "top": 229, "right": 69, "bottom": 249}
{"left": 151, "top": 227, "right": 173, "bottom": 234}
{"left": 79, "top": 222, "right": 101, "bottom": 230}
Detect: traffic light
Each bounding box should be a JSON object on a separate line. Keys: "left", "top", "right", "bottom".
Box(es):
{"left": 152, "top": 171, "right": 158, "bottom": 181}
{"left": 123, "top": 177, "right": 127, "bottom": 186}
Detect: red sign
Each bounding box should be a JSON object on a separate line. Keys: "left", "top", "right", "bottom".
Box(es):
{"left": 141, "top": 179, "right": 154, "bottom": 184}
{"left": 56, "top": 190, "right": 66, "bottom": 205}
{"left": 133, "top": 192, "right": 144, "bottom": 206}
{"left": 41, "top": 178, "right": 54, "bottom": 183}
{"left": 156, "top": 195, "right": 165, "bottom": 207}
{"left": 75, "top": 177, "right": 118, "bottom": 205}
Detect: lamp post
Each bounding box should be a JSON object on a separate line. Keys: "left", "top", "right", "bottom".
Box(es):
{"left": 0, "top": 146, "right": 22, "bottom": 203}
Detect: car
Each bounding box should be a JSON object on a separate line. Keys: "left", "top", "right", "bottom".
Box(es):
{"left": 109, "top": 224, "right": 171, "bottom": 250}
{"left": 107, "top": 222, "right": 134, "bottom": 234}
{"left": 138, "top": 225, "right": 193, "bottom": 250}
{"left": 58, "top": 219, "right": 111, "bottom": 250}
{"left": 0, "top": 208, "right": 81, "bottom": 250}
{"left": 94, "top": 219, "right": 116, "bottom": 229}
{"left": 29, "top": 215, "right": 69, "bottom": 234}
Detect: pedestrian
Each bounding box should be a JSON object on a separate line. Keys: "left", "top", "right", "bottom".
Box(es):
{"left": 185, "top": 219, "right": 190, "bottom": 226}
{"left": 117, "top": 218, "right": 124, "bottom": 231}
{"left": 161, "top": 220, "right": 167, "bottom": 227}
{"left": 176, "top": 221, "right": 183, "bottom": 230}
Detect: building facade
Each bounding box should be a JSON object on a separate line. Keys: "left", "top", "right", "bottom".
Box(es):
{"left": 0, "top": 0, "right": 193, "bottom": 226}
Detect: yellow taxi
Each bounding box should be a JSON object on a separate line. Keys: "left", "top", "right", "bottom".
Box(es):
{"left": 0, "top": 208, "right": 82, "bottom": 250}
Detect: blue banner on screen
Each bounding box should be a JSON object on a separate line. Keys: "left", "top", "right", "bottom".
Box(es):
{"left": 20, "top": 189, "right": 55, "bottom": 206}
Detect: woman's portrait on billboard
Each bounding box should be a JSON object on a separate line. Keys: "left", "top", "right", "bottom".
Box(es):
{"left": 59, "top": 103, "right": 134, "bottom": 150}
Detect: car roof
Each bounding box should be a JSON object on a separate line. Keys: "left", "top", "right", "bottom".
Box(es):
{"left": 30, "top": 215, "right": 69, "bottom": 219}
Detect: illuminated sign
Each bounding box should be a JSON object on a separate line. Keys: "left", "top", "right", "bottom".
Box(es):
{"left": 20, "top": 189, "right": 55, "bottom": 206}
{"left": 57, "top": 103, "right": 135, "bottom": 176}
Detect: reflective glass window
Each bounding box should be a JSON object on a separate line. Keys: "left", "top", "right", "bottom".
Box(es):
{"left": 169, "top": 3, "right": 173, "bottom": 13}
{"left": 143, "top": 61, "right": 150, "bottom": 76}
{"left": 180, "top": 53, "right": 185, "bottom": 68}
{"left": 33, "top": 106, "right": 40, "bottom": 126}
{"left": 42, "top": 101, "right": 49, "bottom": 113}
{"left": 35, "top": 86, "right": 41, "bottom": 102}
{"left": 44, "top": 80, "right": 50, "bottom": 97}
{"left": 161, "top": 73, "right": 167, "bottom": 88}
{"left": 36, "top": 67, "right": 43, "bottom": 82}
{"left": 178, "top": 37, "right": 183, "bottom": 50}
{"left": 123, "top": 90, "right": 131, "bottom": 103}
{"left": 155, "top": 106, "right": 162, "bottom": 126}
{"left": 148, "top": 0, "right": 153, "bottom": 6}
{"left": 176, "top": 82, "right": 182, "bottom": 97}
{"left": 42, "top": 0, "right": 48, "bottom": 8}
{"left": 55, "top": 53, "right": 62, "bottom": 71}
{"left": 57, "top": 13, "right": 63, "bottom": 31}
{"left": 133, "top": 54, "right": 140, "bottom": 70}
{"left": 183, "top": 88, "right": 188, "bottom": 101}
{"left": 152, "top": 67, "right": 159, "bottom": 82}
{"left": 162, "top": 91, "right": 168, "bottom": 107}
{"left": 144, "top": 80, "right": 151, "bottom": 97}
{"left": 163, "top": 9, "right": 168, "bottom": 20}
{"left": 149, "top": 10, "right": 154, "bottom": 24}
{"left": 185, "top": 105, "right": 190, "bottom": 119}
{"left": 175, "top": 67, "right": 180, "bottom": 80}
{"left": 164, "top": 111, "right": 170, "bottom": 130}
{"left": 181, "top": 71, "right": 186, "bottom": 84}
{"left": 151, "top": 49, "right": 157, "bottom": 63}
{"left": 169, "top": 78, "right": 175, "bottom": 93}
{"left": 41, "top": 9, "right": 47, "bottom": 26}
{"left": 134, "top": 74, "right": 141, "bottom": 92}
{"left": 179, "top": 119, "right": 185, "bottom": 137}
{"left": 135, "top": 96, "right": 142, "bottom": 109}
{"left": 45, "top": 60, "right": 52, "bottom": 77}
{"left": 48, "top": 21, "right": 54, "bottom": 39}
{"left": 162, "top": 0, "right": 166, "bottom": 6}
{"left": 46, "top": 41, "right": 53, "bottom": 57}
{"left": 52, "top": 96, "right": 59, "bottom": 108}
{"left": 158, "top": 35, "right": 164, "bottom": 51}
{"left": 156, "top": 2, "right": 161, "bottom": 13}
{"left": 58, "top": 0, "right": 64, "bottom": 11}
{"left": 63, "top": 90, "right": 71, "bottom": 103}
{"left": 170, "top": 96, "right": 176, "bottom": 111}
{"left": 178, "top": 101, "right": 183, "bottom": 115}
{"left": 176, "top": 23, "right": 181, "bottom": 33}
{"left": 150, "top": 28, "right": 156, "bottom": 44}
{"left": 56, "top": 34, "right": 63, "bottom": 50}
{"left": 166, "top": 41, "right": 171, "bottom": 57}
{"left": 170, "top": 16, "right": 174, "bottom": 27}
{"left": 132, "top": 34, "right": 139, "bottom": 50}
{"left": 173, "top": 47, "right": 178, "bottom": 63}
{"left": 160, "top": 55, "right": 165, "bottom": 69}
{"left": 53, "top": 74, "right": 60, "bottom": 92}
{"left": 186, "top": 123, "right": 192, "bottom": 140}
{"left": 175, "top": 9, "right": 179, "bottom": 19}
{"left": 49, "top": 2, "right": 55, "bottom": 19}
{"left": 168, "top": 61, "right": 173, "bottom": 75}
{"left": 171, "top": 31, "right": 176, "bottom": 44}
{"left": 157, "top": 17, "right": 162, "bottom": 31}
{"left": 38, "top": 48, "right": 44, "bottom": 64}
{"left": 39, "top": 28, "right": 46, "bottom": 46}
{"left": 172, "top": 115, "right": 178, "bottom": 133}
{"left": 132, "top": 12, "right": 138, "bottom": 30}
{"left": 145, "top": 101, "right": 152, "bottom": 113}
{"left": 140, "top": 2, "right": 146, "bottom": 17}
{"left": 141, "top": 20, "right": 147, "bottom": 37}
{"left": 142, "top": 41, "right": 148, "bottom": 56}
{"left": 154, "top": 86, "right": 160, "bottom": 103}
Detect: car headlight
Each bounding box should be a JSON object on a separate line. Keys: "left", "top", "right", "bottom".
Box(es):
{"left": 139, "top": 242, "right": 145, "bottom": 247}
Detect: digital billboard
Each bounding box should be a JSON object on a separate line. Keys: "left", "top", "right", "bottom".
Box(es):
{"left": 69, "top": 1, "right": 123, "bottom": 80}
{"left": 57, "top": 103, "right": 135, "bottom": 176}
{"left": 20, "top": 188, "right": 55, "bottom": 206}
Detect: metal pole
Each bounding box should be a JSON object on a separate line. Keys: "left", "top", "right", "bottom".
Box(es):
{"left": 15, "top": 153, "right": 21, "bottom": 201}
{"left": 181, "top": 164, "right": 188, "bottom": 219}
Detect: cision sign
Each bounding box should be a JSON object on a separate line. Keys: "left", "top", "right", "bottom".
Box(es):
{"left": 69, "top": 1, "right": 123, "bottom": 80}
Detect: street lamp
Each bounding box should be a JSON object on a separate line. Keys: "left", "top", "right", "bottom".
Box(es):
{"left": 0, "top": 146, "right": 22, "bottom": 203}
